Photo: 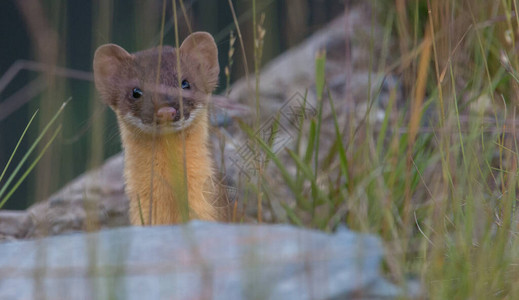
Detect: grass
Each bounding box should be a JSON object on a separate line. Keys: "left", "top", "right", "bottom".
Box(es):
{"left": 0, "top": 100, "right": 68, "bottom": 209}
{"left": 3, "top": 0, "right": 519, "bottom": 298}
{"left": 237, "top": 1, "right": 519, "bottom": 298}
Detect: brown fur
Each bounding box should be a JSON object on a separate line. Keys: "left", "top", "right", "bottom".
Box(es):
{"left": 93, "top": 32, "right": 229, "bottom": 225}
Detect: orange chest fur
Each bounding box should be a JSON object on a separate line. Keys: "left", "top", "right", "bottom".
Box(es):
{"left": 118, "top": 113, "right": 221, "bottom": 224}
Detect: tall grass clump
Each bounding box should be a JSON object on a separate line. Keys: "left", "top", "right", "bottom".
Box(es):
{"left": 236, "top": 0, "right": 519, "bottom": 298}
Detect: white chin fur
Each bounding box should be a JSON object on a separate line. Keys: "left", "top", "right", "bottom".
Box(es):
{"left": 121, "top": 107, "right": 202, "bottom": 135}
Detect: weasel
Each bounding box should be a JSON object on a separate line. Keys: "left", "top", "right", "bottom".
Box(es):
{"left": 93, "top": 32, "right": 229, "bottom": 225}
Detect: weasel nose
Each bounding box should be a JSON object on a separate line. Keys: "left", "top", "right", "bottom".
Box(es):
{"left": 157, "top": 107, "right": 177, "bottom": 122}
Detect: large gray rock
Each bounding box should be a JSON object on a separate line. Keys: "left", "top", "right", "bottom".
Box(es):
{"left": 0, "top": 221, "right": 407, "bottom": 299}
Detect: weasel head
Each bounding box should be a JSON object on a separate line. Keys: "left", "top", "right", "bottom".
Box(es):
{"left": 93, "top": 32, "right": 219, "bottom": 135}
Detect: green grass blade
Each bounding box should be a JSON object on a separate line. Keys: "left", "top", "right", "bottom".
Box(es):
{"left": 315, "top": 50, "right": 326, "bottom": 101}
{"left": 286, "top": 148, "right": 326, "bottom": 202}
{"left": 286, "top": 148, "right": 316, "bottom": 181}
{"left": 304, "top": 120, "right": 317, "bottom": 164}
{"left": 239, "top": 118, "right": 315, "bottom": 217}
{"left": 295, "top": 90, "right": 309, "bottom": 156}
{"left": 280, "top": 202, "right": 303, "bottom": 226}
{"left": 0, "top": 99, "right": 70, "bottom": 200}
{"left": 376, "top": 87, "right": 396, "bottom": 158}
{"left": 314, "top": 51, "right": 326, "bottom": 175}
{"left": 0, "top": 125, "right": 62, "bottom": 209}
{"left": 327, "top": 89, "right": 350, "bottom": 190}
{"left": 0, "top": 109, "right": 39, "bottom": 183}
{"left": 238, "top": 120, "right": 296, "bottom": 191}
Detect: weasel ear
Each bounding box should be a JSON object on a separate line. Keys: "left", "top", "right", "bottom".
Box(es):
{"left": 180, "top": 32, "right": 219, "bottom": 92}
{"left": 93, "top": 44, "right": 132, "bottom": 106}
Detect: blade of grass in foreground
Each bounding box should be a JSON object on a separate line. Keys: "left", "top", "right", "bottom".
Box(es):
{"left": 0, "top": 109, "right": 39, "bottom": 183}
{"left": 313, "top": 50, "right": 325, "bottom": 173}
{"left": 0, "top": 125, "right": 62, "bottom": 208}
{"left": 0, "top": 98, "right": 70, "bottom": 205}
{"left": 280, "top": 202, "right": 303, "bottom": 226}
{"left": 238, "top": 120, "right": 296, "bottom": 192}
{"left": 327, "top": 89, "right": 350, "bottom": 192}
{"left": 312, "top": 50, "right": 326, "bottom": 216}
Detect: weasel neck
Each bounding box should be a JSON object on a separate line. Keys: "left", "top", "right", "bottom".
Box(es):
{"left": 119, "top": 109, "right": 219, "bottom": 225}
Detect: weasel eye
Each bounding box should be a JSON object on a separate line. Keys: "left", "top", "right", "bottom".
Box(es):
{"left": 132, "top": 87, "right": 143, "bottom": 99}
{"left": 181, "top": 79, "right": 190, "bottom": 89}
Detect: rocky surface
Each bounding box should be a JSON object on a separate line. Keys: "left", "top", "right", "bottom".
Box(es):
{"left": 0, "top": 221, "right": 415, "bottom": 299}
{"left": 0, "top": 155, "right": 129, "bottom": 239}
{"left": 228, "top": 4, "right": 394, "bottom": 119}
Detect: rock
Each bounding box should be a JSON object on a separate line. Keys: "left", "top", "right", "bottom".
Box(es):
{"left": 0, "top": 221, "right": 410, "bottom": 299}
{"left": 0, "top": 154, "right": 130, "bottom": 239}
{"left": 0, "top": 210, "right": 32, "bottom": 240}
{"left": 228, "top": 3, "right": 398, "bottom": 120}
